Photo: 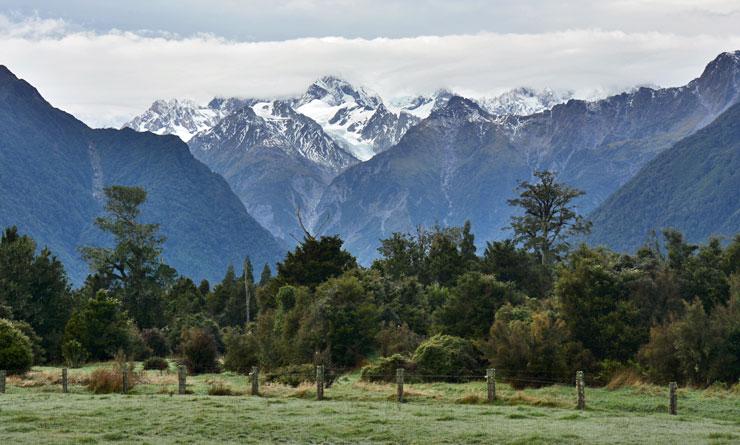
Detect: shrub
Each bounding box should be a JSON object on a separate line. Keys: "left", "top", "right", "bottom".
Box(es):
{"left": 129, "top": 326, "right": 152, "bottom": 361}
{"left": 181, "top": 327, "right": 219, "bottom": 374}
{"left": 223, "top": 328, "right": 258, "bottom": 374}
{"left": 11, "top": 320, "right": 45, "bottom": 365}
{"left": 375, "top": 322, "right": 423, "bottom": 357}
{"left": 207, "top": 380, "right": 237, "bottom": 396}
{"left": 87, "top": 357, "right": 138, "bottom": 394}
{"left": 143, "top": 356, "right": 170, "bottom": 372}
{"left": 0, "top": 318, "right": 34, "bottom": 375}
{"left": 264, "top": 364, "right": 337, "bottom": 387}
{"left": 63, "top": 290, "right": 131, "bottom": 361}
{"left": 141, "top": 328, "right": 169, "bottom": 358}
{"left": 411, "top": 334, "right": 483, "bottom": 382}
{"left": 360, "top": 354, "right": 415, "bottom": 383}
{"left": 62, "top": 339, "right": 89, "bottom": 368}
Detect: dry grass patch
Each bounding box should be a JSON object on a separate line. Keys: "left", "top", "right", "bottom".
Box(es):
{"left": 503, "top": 391, "right": 565, "bottom": 408}
{"left": 607, "top": 369, "right": 646, "bottom": 389}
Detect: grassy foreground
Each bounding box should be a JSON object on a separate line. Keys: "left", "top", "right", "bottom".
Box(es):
{"left": 0, "top": 363, "right": 738, "bottom": 444}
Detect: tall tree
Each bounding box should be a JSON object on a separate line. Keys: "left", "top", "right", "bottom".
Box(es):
{"left": 80, "top": 186, "right": 171, "bottom": 328}
{"left": 508, "top": 171, "right": 591, "bottom": 264}
{"left": 0, "top": 227, "right": 73, "bottom": 362}
{"left": 259, "top": 263, "right": 272, "bottom": 286}
{"left": 243, "top": 257, "right": 254, "bottom": 323}
{"left": 277, "top": 235, "right": 357, "bottom": 289}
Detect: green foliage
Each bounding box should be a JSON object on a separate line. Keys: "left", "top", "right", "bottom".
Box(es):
{"left": 488, "top": 303, "right": 591, "bottom": 388}
{"left": 142, "top": 356, "right": 169, "bottom": 371}
{"left": 314, "top": 274, "right": 379, "bottom": 367}
{"left": 277, "top": 235, "right": 357, "bottom": 289}
{"left": 141, "top": 328, "right": 169, "bottom": 358}
{"left": 168, "top": 313, "right": 223, "bottom": 354}
{"left": 80, "top": 186, "right": 171, "bottom": 329}
{"left": 639, "top": 298, "right": 740, "bottom": 386}
{"left": 375, "top": 322, "right": 423, "bottom": 357}
{"left": 181, "top": 327, "right": 220, "bottom": 374}
{"left": 61, "top": 339, "right": 88, "bottom": 368}
{"left": 433, "top": 272, "right": 519, "bottom": 338}
{"left": 264, "top": 364, "right": 318, "bottom": 387}
{"left": 0, "top": 226, "right": 73, "bottom": 363}
{"left": 63, "top": 290, "right": 132, "bottom": 361}
{"left": 411, "top": 334, "right": 483, "bottom": 382}
{"left": 0, "top": 318, "right": 34, "bottom": 374}
{"left": 222, "top": 327, "right": 259, "bottom": 374}
{"left": 481, "top": 239, "right": 552, "bottom": 298}
{"left": 360, "top": 354, "right": 415, "bottom": 383}
{"left": 508, "top": 170, "right": 591, "bottom": 264}
{"left": 555, "top": 246, "right": 647, "bottom": 361}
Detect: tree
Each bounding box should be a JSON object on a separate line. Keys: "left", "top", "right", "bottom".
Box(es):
{"left": 555, "top": 246, "right": 646, "bottom": 361}
{"left": 433, "top": 272, "right": 520, "bottom": 338}
{"left": 80, "top": 186, "right": 171, "bottom": 328}
{"left": 481, "top": 239, "right": 551, "bottom": 298}
{"left": 259, "top": 263, "right": 272, "bottom": 286}
{"left": 0, "top": 227, "right": 73, "bottom": 363}
{"left": 508, "top": 171, "right": 591, "bottom": 264}
{"left": 277, "top": 235, "right": 357, "bottom": 289}
{"left": 243, "top": 257, "right": 254, "bottom": 323}
{"left": 63, "top": 290, "right": 132, "bottom": 360}
{"left": 0, "top": 318, "right": 34, "bottom": 375}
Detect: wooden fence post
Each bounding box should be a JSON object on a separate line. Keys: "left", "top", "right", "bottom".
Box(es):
{"left": 122, "top": 366, "right": 129, "bottom": 394}
{"left": 669, "top": 382, "right": 677, "bottom": 415}
{"left": 486, "top": 368, "right": 496, "bottom": 403}
{"left": 62, "top": 368, "right": 68, "bottom": 393}
{"left": 396, "top": 368, "right": 404, "bottom": 403}
{"left": 316, "top": 365, "right": 325, "bottom": 401}
{"left": 576, "top": 371, "right": 585, "bottom": 410}
{"left": 178, "top": 366, "right": 187, "bottom": 395}
{"left": 250, "top": 366, "right": 259, "bottom": 396}
{"left": 0, "top": 370, "right": 5, "bottom": 394}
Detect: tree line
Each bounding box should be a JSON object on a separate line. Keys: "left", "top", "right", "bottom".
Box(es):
{"left": 0, "top": 172, "right": 737, "bottom": 387}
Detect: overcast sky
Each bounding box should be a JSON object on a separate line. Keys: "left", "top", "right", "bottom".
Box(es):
{"left": 2, "top": 1, "right": 739, "bottom": 127}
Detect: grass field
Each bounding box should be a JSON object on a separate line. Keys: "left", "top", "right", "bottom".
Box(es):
{"left": 0, "top": 363, "right": 738, "bottom": 444}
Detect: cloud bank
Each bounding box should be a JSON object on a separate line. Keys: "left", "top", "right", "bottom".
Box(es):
{"left": 2, "top": 14, "right": 739, "bottom": 128}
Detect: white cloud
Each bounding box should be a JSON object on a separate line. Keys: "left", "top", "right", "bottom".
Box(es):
{"left": 1, "top": 15, "right": 739, "bottom": 128}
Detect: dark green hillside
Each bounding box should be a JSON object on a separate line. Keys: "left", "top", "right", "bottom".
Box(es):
{"left": 0, "top": 66, "right": 284, "bottom": 283}
{"left": 589, "top": 101, "right": 740, "bottom": 251}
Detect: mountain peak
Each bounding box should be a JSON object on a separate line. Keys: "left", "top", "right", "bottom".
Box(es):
{"left": 301, "top": 75, "right": 382, "bottom": 108}
{"left": 430, "top": 95, "right": 489, "bottom": 121}
{"left": 0, "top": 65, "right": 18, "bottom": 82}
{"left": 698, "top": 50, "right": 740, "bottom": 82}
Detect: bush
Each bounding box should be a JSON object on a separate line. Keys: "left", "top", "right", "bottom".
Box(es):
{"left": 0, "top": 318, "right": 34, "bottom": 375}
{"left": 11, "top": 320, "right": 45, "bottom": 365}
{"left": 141, "top": 328, "right": 169, "bottom": 358}
{"left": 143, "top": 356, "right": 170, "bottom": 372}
{"left": 63, "top": 290, "right": 131, "bottom": 361}
{"left": 375, "top": 322, "right": 423, "bottom": 357}
{"left": 264, "top": 364, "right": 337, "bottom": 387}
{"left": 411, "top": 334, "right": 483, "bottom": 382}
{"left": 360, "top": 354, "right": 415, "bottom": 383}
{"left": 62, "top": 339, "right": 89, "bottom": 368}
{"left": 223, "top": 328, "right": 258, "bottom": 374}
{"left": 181, "top": 327, "right": 219, "bottom": 374}
{"left": 207, "top": 380, "right": 237, "bottom": 396}
{"left": 88, "top": 356, "right": 138, "bottom": 394}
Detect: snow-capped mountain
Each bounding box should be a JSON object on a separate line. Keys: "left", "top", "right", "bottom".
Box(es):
{"left": 476, "top": 87, "right": 574, "bottom": 116}
{"left": 124, "top": 99, "right": 221, "bottom": 142}
{"left": 293, "top": 76, "right": 420, "bottom": 160}
{"left": 189, "top": 99, "right": 358, "bottom": 243}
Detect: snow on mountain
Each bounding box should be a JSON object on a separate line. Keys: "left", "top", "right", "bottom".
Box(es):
{"left": 294, "top": 76, "right": 421, "bottom": 160}
{"left": 476, "top": 87, "right": 574, "bottom": 116}
{"left": 124, "top": 99, "right": 219, "bottom": 142}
